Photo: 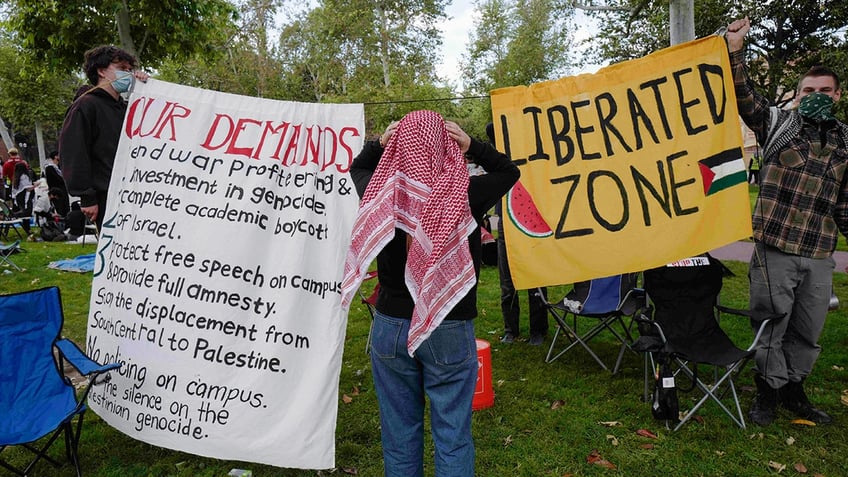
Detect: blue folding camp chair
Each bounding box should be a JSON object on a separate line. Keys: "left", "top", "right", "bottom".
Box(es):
{"left": 539, "top": 273, "right": 644, "bottom": 373}
{"left": 0, "top": 287, "right": 121, "bottom": 476}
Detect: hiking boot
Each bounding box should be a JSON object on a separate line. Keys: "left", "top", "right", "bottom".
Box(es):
{"left": 780, "top": 379, "right": 832, "bottom": 424}
{"left": 750, "top": 374, "right": 779, "bottom": 426}
{"left": 528, "top": 334, "right": 545, "bottom": 346}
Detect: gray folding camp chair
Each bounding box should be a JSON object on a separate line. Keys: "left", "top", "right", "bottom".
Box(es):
{"left": 0, "top": 240, "right": 22, "bottom": 271}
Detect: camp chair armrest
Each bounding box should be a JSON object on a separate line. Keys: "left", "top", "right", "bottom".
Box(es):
{"left": 55, "top": 338, "right": 121, "bottom": 377}
{"left": 716, "top": 305, "right": 785, "bottom": 324}
{"left": 631, "top": 305, "right": 668, "bottom": 342}
{"left": 619, "top": 288, "right": 646, "bottom": 314}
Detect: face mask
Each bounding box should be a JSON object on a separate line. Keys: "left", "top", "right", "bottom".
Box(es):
{"left": 111, "top": 70, "right": 135, "bottom": 94}
{"left": 798, "top": 92, "right": 836, "bottom": 123}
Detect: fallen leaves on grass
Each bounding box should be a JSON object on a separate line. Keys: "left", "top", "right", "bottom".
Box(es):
{"left": 598, "top": 421, "right": 622, "bottom": 427}
{"left": 636, "top": 428, "right": 658, "bottom": 439}
{"left": 790, "top": 419, "right": 816, "bottom": 426}
{"left": 768, "top": 461, "right": 786, "bottom": 472}
{"left": 341, "top": 467, "right": 359, "bottom": 475}
{"left": 606, "top": 434, "right": 619, "bottom": 446}
{"left": 786, "top": 436, "right": 795, "bottom": 446}
{"left": 841, "top": 389, "right": 848, "bottom": 407}
{"left": 586, "top": 449, "right": 617, "bottom": 470}
{"left": 551, "top": 399, "right": 565, "bottom": 410}
{"left": 639, "top": 443, "right": 655, "bottom": 450}
{"left": 794, "top": 463, "right": 808, "bottom": 473}
{"left": 503, "top": 435, "right": 513, "bottom": 447}
{"left": 342, "top": 386, "right": 361, "bottom": 404}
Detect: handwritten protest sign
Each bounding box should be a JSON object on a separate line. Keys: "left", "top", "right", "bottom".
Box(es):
{"left": 85, "top": 79, "right": 363, "bottom": 469}
{"left": 491, "top": 36, "right": 752, "bottom": 288}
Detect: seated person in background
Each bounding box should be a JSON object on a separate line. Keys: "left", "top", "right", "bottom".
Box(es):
{"left": 48, "top": 186, "right": 71, "bottom": 218}
{"left": 64, "top": 201, "right": 87, "bottom": 241}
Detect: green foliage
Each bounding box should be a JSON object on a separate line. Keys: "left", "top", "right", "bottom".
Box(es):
{"left": 5, "top": 0, "right": 238, "bottom": 72}
{"left": 743, "top": 0, "right": 848, "bottom": 116}
{"left": 0, "top": 35, "right": 76, "bottom": 135}
{"left": 584, "top": 0, "right": 848, "bottom": 120}
{"left": 156, "top": 0, "right": 286, "bottom": 100}
{"left": 463, "top": 0, "right": 574, "bottom": 94}
{"left": 4, "top": 241, "right": 848, "bottom": 476}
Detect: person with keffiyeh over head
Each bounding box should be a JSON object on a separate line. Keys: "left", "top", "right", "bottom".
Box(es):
{"left": 340, "top": 110, "right": 519, "bottom": 477}
{"left": 726, "top": 18, "right": 848, "bottom": 427}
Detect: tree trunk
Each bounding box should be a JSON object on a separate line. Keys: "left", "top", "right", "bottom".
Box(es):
{"left": 35, "top": 122, "right": 46, "bottom": 172}
{"left": 0, "top": 115, "right": 13, "bottom": 152}
{"left": 116, "top": 0, "right": 138, "bottom": 57}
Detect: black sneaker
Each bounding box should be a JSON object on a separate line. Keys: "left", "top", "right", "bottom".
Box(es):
{"left": 500, "top": 333, "right": 516, "bottom": 344}
{"left": 528, "top": 334, "right": 545, "bottom": 346}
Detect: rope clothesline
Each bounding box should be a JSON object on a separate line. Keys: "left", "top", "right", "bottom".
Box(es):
{"left": 362, "top": 94, "right": 490, "bottom": 106}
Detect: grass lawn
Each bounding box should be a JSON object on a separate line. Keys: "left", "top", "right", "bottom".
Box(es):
{"left": 2, "top": 238, "right": 848, "bottom": 476}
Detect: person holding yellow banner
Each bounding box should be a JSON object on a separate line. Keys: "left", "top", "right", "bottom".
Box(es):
{"left": 727, "top": 17, "right": 848, "bottom": 427}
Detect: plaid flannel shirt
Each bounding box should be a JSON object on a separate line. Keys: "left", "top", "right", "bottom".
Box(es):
{"left": 731, "top": 49, "right": 848, "bottom": 258}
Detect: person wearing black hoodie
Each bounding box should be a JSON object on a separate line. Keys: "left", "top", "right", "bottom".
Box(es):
{"left": 59, "top": 45, "right": 148, "bottom": 229}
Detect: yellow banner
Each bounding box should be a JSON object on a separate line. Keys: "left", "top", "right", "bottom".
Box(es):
{"left": 491, "top": 36, "right": 752, "bottom": 289}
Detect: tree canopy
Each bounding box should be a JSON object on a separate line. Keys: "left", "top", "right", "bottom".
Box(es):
{"left": 5, "top": 0, "right": 238, "bottom": 72}
{"left": 2, "top": 0, "right": 847, "bottom": 154}
{"left": 583, "top": 0, "right": 848, "bottom": 118}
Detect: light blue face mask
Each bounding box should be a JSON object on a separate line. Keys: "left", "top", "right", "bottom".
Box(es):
{"left": 111, "top": 70, "right": 135, "bottom": 94}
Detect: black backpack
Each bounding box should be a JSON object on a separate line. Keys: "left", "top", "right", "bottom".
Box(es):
{"left": 40, "top": 221, "right": 67, "bottom": 242}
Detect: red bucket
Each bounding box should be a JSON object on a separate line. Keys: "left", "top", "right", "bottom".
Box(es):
{"left": 472, "top": 339, "right": 494, "bottom": 411}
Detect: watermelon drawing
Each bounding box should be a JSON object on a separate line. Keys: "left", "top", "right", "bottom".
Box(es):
{"left": 506, "top": 181, "right": 553, "bottom": 238}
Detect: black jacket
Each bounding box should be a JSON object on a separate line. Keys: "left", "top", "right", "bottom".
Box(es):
{"left": 350, "top": 137, "right": 520, "bottom": 320}
{"left": 59, "top": 87, "right": 127, "bottom": 208}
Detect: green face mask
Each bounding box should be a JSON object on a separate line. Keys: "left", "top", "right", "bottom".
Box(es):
{"left": 798, "top": 92, "right": 836, "bottom": 123}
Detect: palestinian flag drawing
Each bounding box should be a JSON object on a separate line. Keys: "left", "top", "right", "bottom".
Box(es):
{"left": 698, "top": 147, "right": 747, "bottom": 196}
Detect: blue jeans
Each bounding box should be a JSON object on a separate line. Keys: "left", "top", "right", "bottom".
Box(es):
{"left": 370, "top": 311, "right": 477, "bottom": 477}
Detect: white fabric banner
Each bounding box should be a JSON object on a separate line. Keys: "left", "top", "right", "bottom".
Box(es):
{"left": 84, "top": 79, "right": 363, "bottom": 469}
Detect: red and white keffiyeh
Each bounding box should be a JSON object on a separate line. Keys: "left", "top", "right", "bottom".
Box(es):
{"left": 340, "top": 110, "right": 477, "bottom": 355}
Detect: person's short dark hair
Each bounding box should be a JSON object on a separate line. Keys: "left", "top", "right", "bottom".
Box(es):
{"left": 48, "top": 150, "right": 59, "bottom": 161}
{"left": 83, "top": 45, "right": 138, "bottom": 85}
{"left": 798, "top": 65, "right": 841, "bottom": 93}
